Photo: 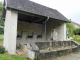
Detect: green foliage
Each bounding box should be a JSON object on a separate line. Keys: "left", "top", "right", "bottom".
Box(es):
{"left": 0, "top": 20, "right": 4, "bottom": 35}
{"left": 0, "top": 22, "right": 4, "bottom": 34}
{"left": 59, "top": 53, "right": 62, "bottom": 56}
{"left": 0, "top": 46, "right": 5, "bottom": 54}
{"left": 0, "top": 2, "right": 3, "bottom": 19}
{"left": 73, "top": 28, "right": 80, "bottom": 35}
{"left": 0, "top": 28, "right": 4, "bottom": 34}
{"left": 71, "top": 35, "right": 80, "bottom": 44}
{"left": 0, "top": 2, "right": 4, "bottom": 34}
{"left": 0, "top": 40, "right": 3, "bottom": 46}
{"left": 0, "top": 2, "right": 3, "bottom": 12}
{"left": 0, "top": 20, "right": 4, "bottom": 26}
{"left": 66, "top": 23, "right": 80, "bottom": 44}
{"left": 66, "top": 23, "right": 75, "bottom": 35}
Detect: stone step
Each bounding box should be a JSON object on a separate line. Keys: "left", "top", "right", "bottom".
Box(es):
{"left": 16, "top": 49, "right": 27, "bottom": 57}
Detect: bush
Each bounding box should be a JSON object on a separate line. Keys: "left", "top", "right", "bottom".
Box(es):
{"left": 73, "top": 28, "right": 80, "bottom": 35}
{"left": 66, "top": 23, "right": 75, "bottom": 35}
{"left": 0, "top": 46, "right": 5, "bottom": 54}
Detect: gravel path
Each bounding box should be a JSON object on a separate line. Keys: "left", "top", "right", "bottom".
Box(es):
{"left": 53, "top": 52, "right": 80, "bottom": 60}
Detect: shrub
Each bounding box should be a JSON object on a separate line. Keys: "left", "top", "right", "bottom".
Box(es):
{"left": 73, "top": 28, "right": 80, "bottom": 35}
{"left": 0, "top": 46, "right": 5, "bottom": 54}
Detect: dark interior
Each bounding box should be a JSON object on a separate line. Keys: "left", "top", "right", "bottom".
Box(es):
{"left": 18, "top": 13, "right": 47, "bottom": 24}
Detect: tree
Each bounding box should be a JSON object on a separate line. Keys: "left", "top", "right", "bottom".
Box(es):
{"left": 0, "top": 2, "right": 3, "bottom": 12}
{"left": 73, "top": 28, "right": 80, "bottom": 35}
{"left": 0, "top": 2, "right": 4, "bottom": 34}
{"left": 66, "top": 23, "right": 75, "bottom": 35}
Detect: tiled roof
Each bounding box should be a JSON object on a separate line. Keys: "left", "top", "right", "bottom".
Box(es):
{"left": 5, "top": 0, "right": 69, "bottom": 22}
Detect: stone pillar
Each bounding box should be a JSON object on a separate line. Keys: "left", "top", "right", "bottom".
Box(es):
{"left": 3, "top": 10, "right": 18, "bottom": 54}
{"left": 57, "top": 22, "right": 66, "bottom": 41}
{"left": 63, "top": 23, "right": 66, "bottom": 40}
{"left": 3, "top": 10, "right": 11, "bottom": 50}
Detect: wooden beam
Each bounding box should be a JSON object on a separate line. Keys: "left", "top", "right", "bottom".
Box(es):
{"left": 18, "top": 12, "right": 44, "bottom": 18}
{"left": 32, "top": 18, "right": 44, "bottom": 23}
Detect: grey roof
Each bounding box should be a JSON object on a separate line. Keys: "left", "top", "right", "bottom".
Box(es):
{"left": 71, "top": 21, "right": 80, "bottom": 27}
{"left": 6, "top": 0, "right": 69, "bottom": 22}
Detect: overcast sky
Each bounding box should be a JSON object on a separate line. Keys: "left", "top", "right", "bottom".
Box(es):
{"left": 0, "top": 0, "right": 80, "bottom": 24}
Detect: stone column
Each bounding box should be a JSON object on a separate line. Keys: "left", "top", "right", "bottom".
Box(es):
{"left": 57, "top": 22, "right": 66, "bottom": 41}
{"left": 63, "top": 23, "right": 66, "bottom": 40}
{"left": 4, "top": 10, "right": 18, "bottom": 54}
{"left": 3, "top": 10, "right": 11, "bottom": 50}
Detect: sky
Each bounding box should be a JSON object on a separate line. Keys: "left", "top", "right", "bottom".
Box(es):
{"left": 0, "top": 0, "right": 80, "bottom": 24}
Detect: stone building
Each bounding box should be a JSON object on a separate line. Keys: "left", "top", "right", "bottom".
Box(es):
{"left": 2, "top": 0, "right": 70, "bottom": 54}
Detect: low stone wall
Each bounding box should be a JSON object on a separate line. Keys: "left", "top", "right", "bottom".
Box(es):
{"left": 79, "top": 44, "right": 80, "bottom": 51}
{"left": 38, "top": 46, "right": 78, "bottom": 59}
{"left": 35, "top": 41, "right": 72, "bottom": 50}
{"left": 27, "top": 40, "right": 80, "bottom": 60}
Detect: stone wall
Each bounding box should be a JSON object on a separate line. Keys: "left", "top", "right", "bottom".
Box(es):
{"left": 46, "top": 19, "right": 66, "bottom": 40}
{"left": 27, "top": 40, "right": 80, "bottom": 60}
{"left": 35, "top": 41, "right": 72, "bottom": 50}
{"left": 17, "top": 20, "right": 66, "bottom": 46}
{"left": 17, "top": 21, "right": 45, "bottom": 46}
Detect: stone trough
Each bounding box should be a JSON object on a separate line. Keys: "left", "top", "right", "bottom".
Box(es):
{"left": 27, "top": 40, "right": 80, "bottom": 60}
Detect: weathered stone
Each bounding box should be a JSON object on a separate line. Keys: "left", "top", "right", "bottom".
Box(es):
{"left": 35, "top": 42, "right": 50, "bottom": 50}
{"left": 72, "top": 46, "right": 78, "bottom": 52}
{"left": 63, "top": 41, "right": 67, "bottom": 47}
{"left": 27, "top": 40, "right": 80, "bottom": 60}
{"left": 39, "top": 51, "right": 57, "bottom": 59}
{"left": 79, "top": 45, "right": 80, "bottom": 50}
{"left": 67, "top": 41, "right": 71, "bottom": 46}
{"left": 57, "top": 41, "right": 62, "bottom": 48}
{"left": 52, "top": 42, "right": 55, "bottom": 48}
{"left": 30, "top": 42, "right": 39, "bottom": 51}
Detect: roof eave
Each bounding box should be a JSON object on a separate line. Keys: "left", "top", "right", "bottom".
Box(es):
{"left": 7, "top": 5, "right": 70, "bottom": 23}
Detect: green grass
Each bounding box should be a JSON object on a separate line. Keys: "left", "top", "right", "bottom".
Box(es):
{"left": 72, "top": 35, "right": 80, "bottom": 44}
{"left": 0, "top": 51, "right": 27, "bottom": 60}
{"left": 76, "top": 41, "right": 80, "bottom": 44}
{"left": 0, "top": 40, "right": 3, "bottom": 46}
{"left": 0, "top": 35, "right": 3, "bottom": 46}
{"left": 0, "top": 35, "right": 4, "bottom": 39}
{"left": 68, "top": 34, "right": 80, "bottom": 44}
